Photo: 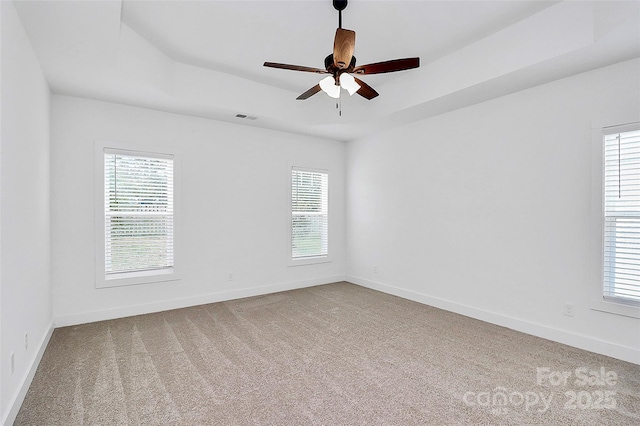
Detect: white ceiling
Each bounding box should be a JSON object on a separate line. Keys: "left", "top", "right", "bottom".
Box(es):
{"left": 12, "top": 0, "right": 640, "bottom": 141}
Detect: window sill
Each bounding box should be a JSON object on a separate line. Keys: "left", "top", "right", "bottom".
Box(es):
{"left": 288, "top": 256, "right": 332, "bottom": 267}
{"left": 590, "top": 297, "right": 640, "bottom": 319}
{"left": 96, "top": 269, "right": 181, "bottom": 289}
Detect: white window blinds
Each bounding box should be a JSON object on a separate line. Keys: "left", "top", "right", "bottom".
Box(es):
{"left": 604, "top": 128, "right": 640, "bottom": 305}
{"left": 291, "top": 168, "right": 328, "bottom": 259}
{"left": 104, "top": 150, "right": 174, "bottom": 275}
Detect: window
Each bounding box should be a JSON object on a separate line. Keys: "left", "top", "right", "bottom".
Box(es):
{"left": 603, "top": 127, "right": 640, "bottom": 306}
{"left": 95, "top": 142, "right": 179, "bottom": 288}
{"left": 290, "top": 167, "right": 329, "bottom": 263}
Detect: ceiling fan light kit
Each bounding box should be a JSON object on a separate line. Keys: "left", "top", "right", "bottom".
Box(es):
{"left": 319, "top": 76, "right": 341, "bottom": 99}
{"left": 263, "top": 0, "right": 420, "bottom": 103}
{"left": 339, "top": 73, "right": 360, "bottom": 96}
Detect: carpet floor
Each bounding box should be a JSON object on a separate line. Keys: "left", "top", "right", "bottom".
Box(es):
{"left": 14, "top": 282, "right": 640, "bottom": 425}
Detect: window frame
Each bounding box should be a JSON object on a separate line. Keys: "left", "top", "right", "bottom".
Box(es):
{"left": 288, "top": 165, "right": 331, "bottom": 267}
{"left": 591, "top": 121, "right": 640, "bottom": 318}
{"left": 94, "top": 140, "right": 181, "bottom": 288}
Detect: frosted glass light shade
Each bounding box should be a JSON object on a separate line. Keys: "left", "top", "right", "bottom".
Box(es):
{"left": 319, "top": 76, "right": 340, "bottom": 99}
{"left": 340, "top": 73, "right": 361, "bottom": 96}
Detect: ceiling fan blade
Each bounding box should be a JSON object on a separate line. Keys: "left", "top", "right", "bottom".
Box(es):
{"left": 296, "top": 84, "right": 322, "bottom": 100}
{"left": 263, "top": 62, "right": 328, "bottom": 74}
{"left": 333, "top": 28, "right": 355, "bottom": 69}
{"left": 354, "top": 77, "right": 379, "bottom": 100}
{"left": 353, "top": 57, "right": 420, "bottom": 75}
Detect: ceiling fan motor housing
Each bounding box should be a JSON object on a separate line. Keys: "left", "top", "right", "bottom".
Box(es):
{"left": 324, "top": 54, "right": 356, "bottom": 72}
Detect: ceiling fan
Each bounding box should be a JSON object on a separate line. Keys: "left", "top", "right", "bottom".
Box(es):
{"left": 263, "top": 0, "right": 420, "bottom": 101}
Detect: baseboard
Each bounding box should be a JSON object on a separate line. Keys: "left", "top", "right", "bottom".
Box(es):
{"left": 2, "top": 320, "right": 55, "bottom": 426}
{"left": 347, "top": 275, "right": 640, "bottom": 365}
{"left": 54, "top": 275, "right": 347, "bottom": 327}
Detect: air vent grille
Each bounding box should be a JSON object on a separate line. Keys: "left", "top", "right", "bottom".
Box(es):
{"left": 235, "top": 114, "right": 257, "bottom": 120}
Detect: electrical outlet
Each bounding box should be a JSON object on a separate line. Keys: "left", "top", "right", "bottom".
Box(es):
{"left": 564, "top": 303, "right": 575, "bottom": 317}
{"left": 373, "top": 265, "right": 378, "bottom": 274}
{"left": 228, "top": 272, "right": 233, "bottom": 281}
{"left": 10, "top": 353, "right": 15, "bottom": 374}
{"left": 24, "top": 333, "right": 28, "bottom": 350}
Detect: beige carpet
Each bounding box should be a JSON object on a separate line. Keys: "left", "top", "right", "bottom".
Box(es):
{"left": 15, "top": 282, "right": 640, "bottom": 425}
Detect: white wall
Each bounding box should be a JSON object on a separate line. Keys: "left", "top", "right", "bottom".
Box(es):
{"left": 346, "top": 59, "right": 640, "bottom": 364}
{"left": 51, "top": 95, "right": 346, "bottom": 325}
{"left": 1, "top": 1, "right": 53, "bottom": 423}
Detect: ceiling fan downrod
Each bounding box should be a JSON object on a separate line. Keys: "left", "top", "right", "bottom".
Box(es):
{"left": 333, "top": 0, "right": 347, "bottom": 29}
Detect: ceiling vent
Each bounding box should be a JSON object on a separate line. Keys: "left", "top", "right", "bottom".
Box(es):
{"left": 235, "top": 114, "right": 257, "bottom": 120}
